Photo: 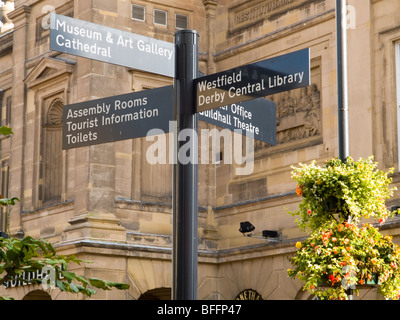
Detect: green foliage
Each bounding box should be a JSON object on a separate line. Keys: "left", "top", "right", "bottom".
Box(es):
{"left": 290, "top": 157, "right": 396, "bottom": 232}
{"left": 0, "top": 235, "right": 129, "bottom": 299}
{"left": 0, "top": 126, "right": 129, "bottom": 300}
{"left": 288, "top": 221, "right": 400, "bottom": 300}
{"left": 0, "top": 126, "right": 13, "bottom": 137}
{"left": 288, "top": 156, "right": 400, "bottom": 300}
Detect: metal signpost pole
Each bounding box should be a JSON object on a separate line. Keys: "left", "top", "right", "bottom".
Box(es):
{"left": 336, "top": 0, "right": 350, "bottom": 162}
{"left": 337, "top": 0, "right": 353, "bottom": 300}
{"left": 172, "top": 30, "right": 199, "bottom": 300}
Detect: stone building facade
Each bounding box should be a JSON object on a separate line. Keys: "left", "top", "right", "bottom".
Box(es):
{"left": 1, "top": 0, "right": 400, "bottom": 300}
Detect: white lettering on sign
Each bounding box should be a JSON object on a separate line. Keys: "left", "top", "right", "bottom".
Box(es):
{"left": 197, "top": 69, "right": 305, "bottom": 108}
{"left": 199, "top": 103, "right": 260, "bottom": 136}
{"left": 195, "top": 49, "right": 310, "bottom": 112}
{"left": 268, "top": 72, "right": 304, "bottom": 88}
{"left": 56, "top": 19, "right": 103, "bottom": 41}
{"left": 51, "top": 13, "right": 175, "bottom": 77}
{"left": 63, "top": 96, "right": 159, "bottom": 148}
{"left": 137, "top": 40, "right": 174, "bottom": 60}
{"left": 56, "top": 34, "right": 112, "bottom": 58}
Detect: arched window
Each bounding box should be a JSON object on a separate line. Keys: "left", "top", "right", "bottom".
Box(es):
{"left": 41, "top": 98, "right": 63, "bottom": 205}
{"left": 22, "top": 290, "right": 52, "bottom": 300}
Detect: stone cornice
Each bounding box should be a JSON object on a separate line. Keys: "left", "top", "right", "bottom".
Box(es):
{"left": 7, "top": 4, "right": 31, "bottom": 29}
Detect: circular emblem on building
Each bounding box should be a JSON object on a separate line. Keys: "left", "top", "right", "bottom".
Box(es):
{"left": 235, "top": 289, "right": 263, "bottom": 300}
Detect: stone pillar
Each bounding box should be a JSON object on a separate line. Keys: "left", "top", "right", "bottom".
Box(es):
{"left": 62, "top": 0, "right": 125, "bottom": 243}
{"left": 202, "top": 0, "right": 218, "bottom": 75}
{"left": 7, "top": 4, "right": 30, "bottom": 238}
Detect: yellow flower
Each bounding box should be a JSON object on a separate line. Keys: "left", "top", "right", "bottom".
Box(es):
{"left": 296, "top": 242, "right": 302, "bottom": 249}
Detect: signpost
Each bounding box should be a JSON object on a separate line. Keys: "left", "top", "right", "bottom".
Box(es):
{"left": 51, "top": 13, "right": 310, "bottom": 301}
{"left": 198, "top": 98, "right": 277, "bottom": 145}
{"left": 172, "top": 30, "right": 199, "bottom": 300}
{"left": 62, "top": 85, "right": 275, "bottom": 149}
{"left": 50, "top": 13, "right": 175, "bottom": 77}
{"left": 195, "top": 49, "right": 310, "bottom": 112}
{"left": 62, "top": 86, "right": 173, "bottom": 150}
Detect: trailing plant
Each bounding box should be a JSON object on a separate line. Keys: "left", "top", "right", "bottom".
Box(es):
{"left": 287, "top": 156, "right": 400, "bottom": 300}
{"left": 290, "top": 157, "right": 396, "bottom": 232}
{"left": 288, "top": 220, "right": 400, "bottom": 300}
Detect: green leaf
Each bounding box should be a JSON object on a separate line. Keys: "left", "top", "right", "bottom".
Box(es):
{"left": 61, "top": 270, "right": 76, "bottom": 282}
{"left": 75, "top": 274, "right": 89, "bottom": 286}
{"left": 89, "top": 278, "right": 111, "bottom": 290}
{"left": 0, "top": 126, "right": 13, "bottom": 136}
{"left": 0, "top": 197, "right": 19, "bottom": 206}
{"left": 89, "top": 278, "right": 130, "bottom": 291}
{"left": 109, "top": 282, "right": 130, "bottom": 290}
{"left": 68, "top": 282, "right": 80, "bottom": 293}
{"left": 56, "top": 279, "right": 66, "bottom": 292}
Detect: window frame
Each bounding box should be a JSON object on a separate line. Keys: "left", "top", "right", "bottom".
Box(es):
{"left": 154, "top": 9, "right": 167, "bottom": 26}
{"left": 175, "top": 13, "right": 189, "bottom": 30}
{"left": 132, "top": 4, "right": 146, "bottom": 22}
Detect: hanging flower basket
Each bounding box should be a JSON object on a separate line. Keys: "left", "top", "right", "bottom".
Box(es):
{"left": 288, "top": 221, "right": 400, "bottom": 300}
{"left": 287, "top": 157, "right": 400, "bottom": 300}
{"left": 290, "top": 157, "right": 395, "bottom": 232}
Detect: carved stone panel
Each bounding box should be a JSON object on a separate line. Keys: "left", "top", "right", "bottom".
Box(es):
{"left": 228, "top": 0, "right": 325, "bottom": 36}
{"left": 255, "top": 58, "right": 322, "bottom": 152}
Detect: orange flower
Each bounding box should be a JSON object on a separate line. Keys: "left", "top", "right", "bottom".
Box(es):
{"left": 296, "top": 185, "right": 303, "bottom": 196}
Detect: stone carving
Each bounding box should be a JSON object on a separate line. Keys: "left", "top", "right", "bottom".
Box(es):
{"left": 0, "top": 1, "right": 14, "bottom": 34}
{"left": 255, "top": 83, "right": 321, "bottom": 151}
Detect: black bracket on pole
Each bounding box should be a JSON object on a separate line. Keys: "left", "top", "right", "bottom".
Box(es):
{"left": 172, "top": 30, "right": 199, "bottom": 300}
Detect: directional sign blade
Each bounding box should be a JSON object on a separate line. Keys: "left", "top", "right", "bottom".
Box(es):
{"left": 50, "top": 13, "right": 175, "bottom": 77}
{"left": 62, "top": 86, "right": 173, "bottom": 150}
{"left": 195, "top": 48, "right": 310, "bottom": 112}
{"left": 198, "top": 99, "right": 277, "bottom": 145}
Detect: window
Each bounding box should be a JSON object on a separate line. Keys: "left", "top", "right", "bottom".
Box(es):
{"left": 176, "top": 14, "right": 188, "bottom": 29}
{"left": 132, "top": 4, "right": 145, "bottom": 22}
{"left": 154, "top": 9, "right": 167, "bottom": 26}
{"left": 5, "top": 96, "right": 11, "bottom": 127}
{"left": 41, "top": 99, "right": 63, "bottom": 204}
{"left": 0, "top": 159, "right": 9, "bottom": 232}
{"left": 0, "top": 94, "right": 11, "bottom": 128}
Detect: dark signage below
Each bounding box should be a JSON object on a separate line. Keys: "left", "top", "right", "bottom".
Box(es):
{"left": 62, "top": 86, "right": 173, "bottom": 150}
{"left": 198, "top": 98, "right": 277, "bottom": 145}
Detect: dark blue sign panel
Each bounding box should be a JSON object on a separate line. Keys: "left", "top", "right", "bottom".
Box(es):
{"left": 50, "top": 13, "right": 175, "bottom": 77}
{"left": 195, "top": 48, "right": 310, "bottom": 112}
{"left": 198, "top": 98, "right": 277, "bottom": 145}
{"left": 63, "top": 86, "right": 173, "bottom": 150}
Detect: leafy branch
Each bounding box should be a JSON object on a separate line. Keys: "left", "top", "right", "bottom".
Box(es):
{"left": 0, "top": 126, "right": 129, "bottom": 299}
